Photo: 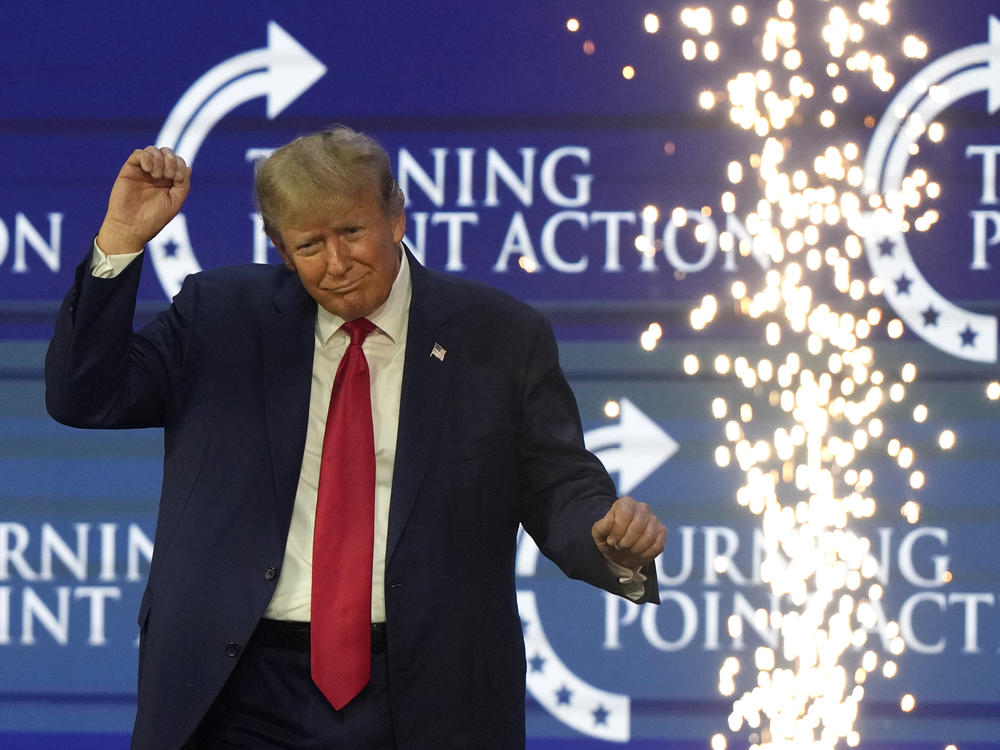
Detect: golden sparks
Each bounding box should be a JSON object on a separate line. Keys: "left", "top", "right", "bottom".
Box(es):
{"left": 673, "top": 2, "right": 947, "bottom": 747}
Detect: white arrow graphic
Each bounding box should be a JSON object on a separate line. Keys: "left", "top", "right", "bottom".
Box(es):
{"left": 147, "top": 21, "right": 327, "bottom": 298}
{"left": 861, "top": 15, "right": 999, "bottom": 363}
{"left": 158, "top": 21, "right": 326, "bottom": 162}
{"left": 585, "top": 397, "right": 678, "bottom": 495}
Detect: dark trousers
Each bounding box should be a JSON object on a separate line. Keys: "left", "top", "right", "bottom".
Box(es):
{"left": 184, "top": 622, "right": 396, "bottom": 749}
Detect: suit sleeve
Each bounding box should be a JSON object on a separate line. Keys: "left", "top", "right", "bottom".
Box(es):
{"left": 45, "top": 248, "right": 192, "bottom": 430}
{"left": 516, "top": 317, "right": 659, "bottom": 604}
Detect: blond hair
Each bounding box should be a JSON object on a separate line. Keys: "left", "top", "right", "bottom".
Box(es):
{"left": 253, "top": 125, "right": 405, "bottom": 242}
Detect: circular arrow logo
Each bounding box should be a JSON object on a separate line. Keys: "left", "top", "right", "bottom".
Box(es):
{"left": 516, "top": 397, "right": 674, "bottom": 742}
{"left": 147, "top": 21, "right": 327, "bottom": 298}
{"left": 862, "top": 15, "right": 999, "bottom": 363}
{"left": 516, "top": 529, "right": 632, "bottom": 742}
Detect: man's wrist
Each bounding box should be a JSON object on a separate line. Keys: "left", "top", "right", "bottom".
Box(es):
{"left": 96, "top": 224, "right": 146, "bottom": 256}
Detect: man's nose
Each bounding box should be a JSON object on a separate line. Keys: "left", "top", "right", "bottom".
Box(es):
{"left": 323, "top": 241, "right": 351, "bottom": 275}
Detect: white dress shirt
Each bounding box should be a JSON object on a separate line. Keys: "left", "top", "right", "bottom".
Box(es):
{"left": 264, "top": 251, "right": 411, "bottom": 623}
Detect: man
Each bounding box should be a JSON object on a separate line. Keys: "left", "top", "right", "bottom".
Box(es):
{"left": 46, "top": 127, "right": 666, "bottom": 750}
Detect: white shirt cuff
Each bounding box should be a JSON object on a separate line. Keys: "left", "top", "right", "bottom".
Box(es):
{"left": 91, "top": 240, "right": 142, "bottom": 279}
{"left": 604, "top": 559, "right": 648, "bottom": 601}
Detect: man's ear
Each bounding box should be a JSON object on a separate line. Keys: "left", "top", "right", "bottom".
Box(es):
{"left": 392, "top": 210, "right": 406, "bottom": 244}
{"left": 271, "top": 235, "right": 296, "bottom": 270}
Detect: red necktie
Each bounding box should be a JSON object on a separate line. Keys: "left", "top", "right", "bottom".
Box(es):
{"left": 311, "top": 317, "right": 377, "bottom": 710}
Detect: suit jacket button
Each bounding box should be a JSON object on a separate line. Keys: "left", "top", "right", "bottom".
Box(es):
{"left": 225, "top": 642, "right": 241, "bottom": 657}
{"left": 264, "top": 566, "right": 278, "bottom": 581}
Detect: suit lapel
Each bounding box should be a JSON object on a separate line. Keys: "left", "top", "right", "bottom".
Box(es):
{"left": 259, "top": 271, "right": 316, "bottom": 538}
{"left": 386, "top": 253, "right": 454, "bottom": 564}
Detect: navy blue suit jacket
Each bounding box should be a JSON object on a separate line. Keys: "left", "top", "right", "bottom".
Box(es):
{"left": 45, "top": 248, "right": 658, "bottom": 750}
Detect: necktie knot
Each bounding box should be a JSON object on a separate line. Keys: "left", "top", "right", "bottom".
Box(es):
{"left": 343, "top": 318, "right": 376, "bottom": 347}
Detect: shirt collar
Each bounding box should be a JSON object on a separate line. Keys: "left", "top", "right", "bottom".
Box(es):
{"left": 315, "top": 247, "right": 412, "bottom": 345}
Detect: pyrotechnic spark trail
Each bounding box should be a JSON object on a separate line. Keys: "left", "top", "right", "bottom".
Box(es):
{"left": 565, "top": 3, "right": 993, "bottom": 744}
{"left": 667, "top": 2, "right": 950, "bottom": 748}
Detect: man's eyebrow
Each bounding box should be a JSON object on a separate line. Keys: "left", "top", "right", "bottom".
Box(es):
{"left": 294, "top": 233, "right": 322, "bottom": 247}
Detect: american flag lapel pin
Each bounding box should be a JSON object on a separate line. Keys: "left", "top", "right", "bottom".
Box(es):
{"left": 430, "top": 342, "right": 447, "bottom": 361}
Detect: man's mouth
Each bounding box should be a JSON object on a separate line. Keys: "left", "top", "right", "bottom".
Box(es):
{"left": 323, "top": 276, "right": 365, "bottom": 294}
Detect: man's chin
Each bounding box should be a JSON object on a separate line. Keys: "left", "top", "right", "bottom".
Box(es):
{"left": 317, "top": 294, "right": 370, "bottom": 321}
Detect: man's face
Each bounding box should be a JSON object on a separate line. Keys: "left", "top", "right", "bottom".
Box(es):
{"left": 274, "top": 186, "right": 405, "bottom": 320}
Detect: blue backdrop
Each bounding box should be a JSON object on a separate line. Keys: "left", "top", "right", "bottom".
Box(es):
{"left": 2, "top": 2, "right": 999, "bottom": 748}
